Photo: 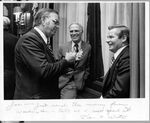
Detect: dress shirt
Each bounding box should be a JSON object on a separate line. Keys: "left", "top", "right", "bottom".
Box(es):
{"left": 114, "top": 45, "right": 127, "bottom": 60}
{"left": 34, "top": 27, "right": 48, "bottom": 44}
{"left": 71, "top": 41, "right": 82, "bottom": 52}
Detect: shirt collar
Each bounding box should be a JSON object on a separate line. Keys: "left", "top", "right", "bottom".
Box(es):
{"left": 72, "top": 41, "right": 82, "bottom": 52}
{"left": 34, "top": 27, "right": 48, "bottom": 44}
{"left": 114, "top": 45, "right": 127, "bottom": 59}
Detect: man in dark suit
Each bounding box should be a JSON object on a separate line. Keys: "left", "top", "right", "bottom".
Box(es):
{"left": 14, "top": 8, "right": 76, "bottom": 99}
{"left": 57, "top": 23, "right": 91, "bottom": 99}
{"left": 4, "top": 16, "right": 18, "bottom": 99}
{"left": 102, "top": 25, "right": 130, "bottom": 98}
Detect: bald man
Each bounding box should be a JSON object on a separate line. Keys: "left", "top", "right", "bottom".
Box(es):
{"left": 58, "top": 23, "right": 91, "bottom": 99}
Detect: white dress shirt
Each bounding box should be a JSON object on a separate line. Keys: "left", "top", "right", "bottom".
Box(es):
{"left": 114, "top": 45, "right": 127, "bottom": 60}
{"left": 34, "top": 27, "right": 48, "bottom": 44}
{"left": 71, "top": 41, "right": 82, "bottom": 52}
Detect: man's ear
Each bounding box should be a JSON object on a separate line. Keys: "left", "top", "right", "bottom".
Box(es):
{"left": 41, "top": 17, "right": 45, "bottom": 26}
{"left": 122, "top": 35, "right": 127, "bottom": 43}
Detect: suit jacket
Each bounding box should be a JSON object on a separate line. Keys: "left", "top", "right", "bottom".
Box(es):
{"left": 4, "top": 30, "right": 18, "bottom": 71}
{"left": 4, "top": 30, "right": 18, "bottom": 99}
{"left": 58, "top": 41, "right": 91, "bottom": 90}
{"left": 102, "top": 46, "right": 130, "bottom": 98}
{"left": 14, "top": 29, "right": 71, "bottom": 99}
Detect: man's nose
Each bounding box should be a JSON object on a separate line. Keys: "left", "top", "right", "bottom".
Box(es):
{"left": 55, "top": 25, "right": 59, "bottom": 28}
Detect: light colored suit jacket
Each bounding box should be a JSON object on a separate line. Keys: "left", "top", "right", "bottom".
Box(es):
{"left": 58, "top": 41, "right": 91, "bottom": 90}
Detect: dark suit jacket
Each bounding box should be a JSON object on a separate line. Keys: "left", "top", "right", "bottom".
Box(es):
{"left": 102, "top": 46, "right": 130, "bottom": 98}
{"left": 4, "top": 30, "right": 18, "bottom": 99}
{"left": 58, "top": 41, "right": 91, "bottom": 90}
{"left": 4, "top": 30, "right": 18, "bottom": 71}
{"left": 14, "top": 29, "right": 71, "bottom": 99}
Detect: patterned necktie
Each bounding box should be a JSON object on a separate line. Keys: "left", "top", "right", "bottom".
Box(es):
{"left": 110, "top": 56, "right": 115, "bottom": 67}
{"left": 47, "top": 38, "right": 55, "bottom": 60}
{"left": 74, "top": 43, "right": 79, "bottom": 53}
{"left": 74, "top": 43, "right": 79, "bottom": 68}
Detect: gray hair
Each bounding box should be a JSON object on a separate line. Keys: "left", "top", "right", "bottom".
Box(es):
{"left": 69, "top": 22, "right": 83, "bottom": 32}
{"left": 33, "top": 8, "right": 58, "bottom": 27}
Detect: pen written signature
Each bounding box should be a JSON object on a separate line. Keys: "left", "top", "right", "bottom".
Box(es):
{"left": 5, "top": 101, "right": 131, "bottom": 119}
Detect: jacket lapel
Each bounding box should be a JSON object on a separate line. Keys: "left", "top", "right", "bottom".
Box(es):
{"left": 81, "top": 41, "right": 86, "bottom": 50}
{"left": 67, "top": 41, "right": 73, "bottom": 52}
{"left": 31, "top": 29, "right": 55, "bottom": 62}
{"left": 30, "top": 29, "right": 46, "bottom": 44}
{"left": 74, "top": 41, "right": 86, "bottom": 67}
{"left": 111, "top": 46, "right": 129, "bottom": 72}
{"left": 103, "top": 46, "right": 129, "bottom": 88}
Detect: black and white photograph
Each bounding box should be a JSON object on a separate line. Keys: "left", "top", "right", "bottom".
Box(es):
{"left": 0, "top": 0, "right": 149, "bottom": 121}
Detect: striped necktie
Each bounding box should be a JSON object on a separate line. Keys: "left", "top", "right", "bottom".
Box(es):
{"left": 74, "top": 43, "right": 80, "bottom": 68}
{"left": 47, "top": 38, "right": 55, "bottom": 60}
{"left": 110, "top": 56, "right": 115, "bottom": 67}
{"left": 74, "top": 43, "right": 79, "bottom": 53}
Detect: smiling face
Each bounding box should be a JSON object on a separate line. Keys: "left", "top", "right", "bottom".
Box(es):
{"left": 106, "top": 28, "right": 123, "bottom": 53}
{"left": 42, "top": 12, "right": 59, "bottom": 38}
{"left": 69, "top": 24, "right": 83, "bottom": 43}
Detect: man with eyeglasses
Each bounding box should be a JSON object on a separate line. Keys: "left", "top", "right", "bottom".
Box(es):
{"left": 14, "top": 8, "right": 76, "bottom": 99}
{"left": 57, "top": 23, "right": 91, "bottom": 99}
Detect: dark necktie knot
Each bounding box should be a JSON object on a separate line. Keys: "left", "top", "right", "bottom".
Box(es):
{"left": 47, "top": 38, "right": 51, "bottom": 45}
{"left": 111, "top": 56, "right": 115, "bottom": 62}
{"left": 74, "top": 43, "right": 79, "bottom": 53}
{"left": 47, "top": 38, "right": 52, "bottom": 50}
{"left": 47, "top": 42, "right": 52, "bottom": 50}
{"left": 47, "top": 38, "right": 55, "bottom": 61}
{"left": 110, "top": 56, "right": 115, "bottom": 66}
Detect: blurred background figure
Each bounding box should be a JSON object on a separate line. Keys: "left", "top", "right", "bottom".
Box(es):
{"left": 3, "top": 5, "right": 18, "bottom": 99}
{"left": 18, "top": 3, "right": 33, "bottom": 36}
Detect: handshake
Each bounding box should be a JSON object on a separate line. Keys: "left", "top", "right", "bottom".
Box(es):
{"left": 65, "top": 50, "right": 83, "bottom": 62}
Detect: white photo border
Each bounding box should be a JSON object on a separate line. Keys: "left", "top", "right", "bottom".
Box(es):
{"left": 0, "top": 0, "right": 149, "bottom": 121}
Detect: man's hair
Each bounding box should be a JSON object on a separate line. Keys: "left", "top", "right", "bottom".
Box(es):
{"left": 69, "top": 22, "right": 83, "bottom": 32}
{"left": 33, "top": 8, "right": 58, "bottom": 27}
{"left": 108, "top": 25, "right": 129, "bottom": 44}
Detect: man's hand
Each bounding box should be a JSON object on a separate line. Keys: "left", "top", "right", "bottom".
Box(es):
{"left": 65, "top": 52, "right": 76, "bottom": 62}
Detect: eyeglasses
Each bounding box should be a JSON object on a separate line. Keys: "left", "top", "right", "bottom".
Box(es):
{"left": 52, "top": 19, "right": 59, "bottom": 25}
{"left": 45, "top": 16, "right": 59, "bottom": 25}
{"left": 70, "top": 30, "right": 80, "bottom": 33}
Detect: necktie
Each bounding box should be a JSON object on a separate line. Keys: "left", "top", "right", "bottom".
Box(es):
{"left": 74, "top": 43, "right": 79, "bottom": 53}
{"left": 110, "top": 56, "right": 115, "bottom": 67}
{"left": 74, "top": 43, "right": 79, "bottom": 68}
{"left": 47, "top": 38, "right": 55, "bottom": 60}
